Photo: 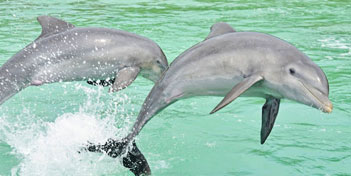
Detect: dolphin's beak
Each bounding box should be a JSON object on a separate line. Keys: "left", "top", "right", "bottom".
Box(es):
{"left": 318, "top": 98, "right": 333, "bottom": 113}
{"left": 323, "top": 101, "right": 333, "bottom": 113}
{"left": 300, "top": 81, "right": 333, "bottom": 113}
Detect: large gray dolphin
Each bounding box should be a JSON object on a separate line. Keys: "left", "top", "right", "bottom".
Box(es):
{"left": 0, "top": 16, "right": 168, "bottom": 105}
{"left": 88, "top": 22, "right": 332, "bottom": 175}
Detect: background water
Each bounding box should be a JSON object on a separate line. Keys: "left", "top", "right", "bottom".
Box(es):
{"left": 0, "top": 0, "right": 350, "bottom": 175}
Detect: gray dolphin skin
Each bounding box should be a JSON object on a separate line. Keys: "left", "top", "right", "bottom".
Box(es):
{"left": 0, "top": 16, "right": 168, "bottom": 106}
{"left": 88, "top": 22, "right": 332, "bottom": 175}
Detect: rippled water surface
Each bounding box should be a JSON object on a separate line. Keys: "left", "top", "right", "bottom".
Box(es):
{"left": 0, "top": 0, "right": 350, "bottom": 175}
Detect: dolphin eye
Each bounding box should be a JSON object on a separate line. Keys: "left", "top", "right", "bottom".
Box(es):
{"left": 156, "top": 60, "right": 161, "bottom": 64}
{"left": 289, "top": 68, "right": 296, "bottom": 75}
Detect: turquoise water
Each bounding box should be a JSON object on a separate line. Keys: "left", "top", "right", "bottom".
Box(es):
{"left": 0, "top": 0, "right": 350, "bottom": 175}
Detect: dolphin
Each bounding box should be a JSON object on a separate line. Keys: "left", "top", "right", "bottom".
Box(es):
{"left": 0, "top": 16, "right": 168, "bottom": 105}
{"left": 87, "top": 22, "right": 332, "bottom": 175}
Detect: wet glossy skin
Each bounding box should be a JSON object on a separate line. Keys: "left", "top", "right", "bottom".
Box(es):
{"left": 0, "top": 19, "right": 168, "bottom": 105}
{"left": 127, "top": 31, "right": 332, "bottom": 141}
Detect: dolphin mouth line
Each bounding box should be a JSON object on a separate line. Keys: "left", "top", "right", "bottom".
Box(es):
{"left": 298, "top": 80, "right": 332, "bottom": 113}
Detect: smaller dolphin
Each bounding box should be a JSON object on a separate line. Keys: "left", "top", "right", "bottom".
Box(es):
{"left": 0, "top": 16, "right": 168, "bottom": 105}
{"left": 87, "top": 22, "right": 332, "bottom": 175}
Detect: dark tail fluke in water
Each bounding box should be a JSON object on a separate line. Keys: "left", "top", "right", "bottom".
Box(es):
{"left": 85, "top": 83, "right": 169, "bottom": 175}
{"left": 86, "top": 78, "right": 115, "bottom": 87}
{"left": 87, "top": 139, "right": 151, "bottom": 176}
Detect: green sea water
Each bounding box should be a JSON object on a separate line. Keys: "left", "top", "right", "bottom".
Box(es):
{"left": 0, "top": 0, "right": 350, "bottom": 175}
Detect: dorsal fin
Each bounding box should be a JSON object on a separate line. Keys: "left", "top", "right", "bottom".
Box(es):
{"left": 36, "top": 16, "right": 75, "bottom": 40}
{"left": 205, "top": 22, "right": 236, "bottom": 40}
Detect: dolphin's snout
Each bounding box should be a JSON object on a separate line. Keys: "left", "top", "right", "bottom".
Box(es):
{"left": 298, "top": 80, "right": 332, "bottom": 114}
{"left": 322, "top": 101, "right": 333, "bottom": 113}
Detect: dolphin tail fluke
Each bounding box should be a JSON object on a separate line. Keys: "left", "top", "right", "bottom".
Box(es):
{"left": 87, "top": 139, "right": 151, "bottom": 176}
{"left": 87, "top": 79, "right": 115, "bottom": 87}
{"left": 122, "top": 141, "right": 151, "bottom": 176}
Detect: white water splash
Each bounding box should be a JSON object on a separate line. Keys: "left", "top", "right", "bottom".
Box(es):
{"left": 0, "top": 84, "right": 136, "bottom": 175}
{"left": 12, "top": 114, "right": 122, "bottom": 175}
